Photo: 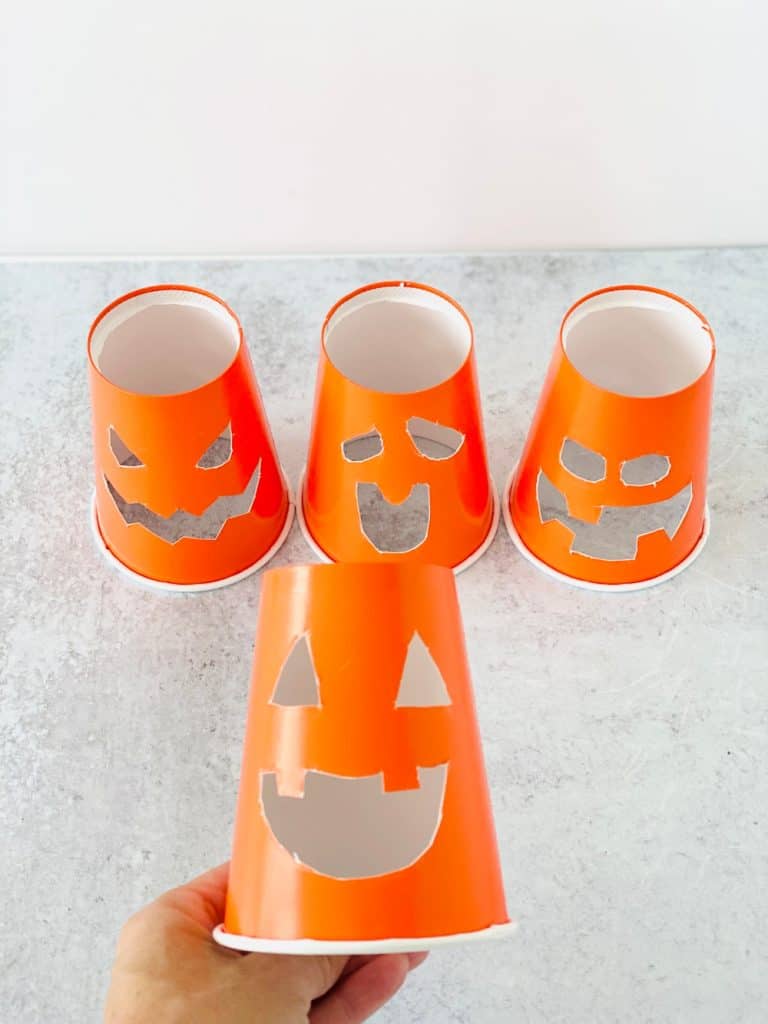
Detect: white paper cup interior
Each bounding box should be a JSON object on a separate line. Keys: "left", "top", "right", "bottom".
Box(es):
{"left": 325, "top": 285, "right": 471, "bottom": 393}
{"left": 90, "top": 290, "right": 240, "bottom": 395}
{"left": 562, "top": 289, "right": 713, "bottom": 397}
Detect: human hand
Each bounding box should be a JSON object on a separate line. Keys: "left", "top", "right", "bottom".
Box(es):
{"left": 104, "top": 863, "right": 428, "bottom": 1023}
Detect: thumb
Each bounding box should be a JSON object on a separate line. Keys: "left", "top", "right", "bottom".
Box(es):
{"left": 237, "top": 952, "right": 349, "bottom": 1005}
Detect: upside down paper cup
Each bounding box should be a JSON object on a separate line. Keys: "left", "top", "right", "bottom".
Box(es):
{"left": 298, "top": 282, "right": 498, "bottom": 572}
{"left": 88, "top": 285, "right": 292, "bottom": 591}
{"left": 505, "top": 285, "right": 715, "bottom": 590}
{"left": 215, "top": 563, "right": 513, "bottom": 953}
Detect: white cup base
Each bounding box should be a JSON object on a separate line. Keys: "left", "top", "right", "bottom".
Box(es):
{"left": 89, "top": 484, "right": 294, "bottom": 593}
{"left": 213, "top": 920, "right": 516, "bottom": 954}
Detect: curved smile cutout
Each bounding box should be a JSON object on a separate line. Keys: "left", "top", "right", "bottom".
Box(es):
{"left": 104, "top": 462, "right": 261, "bottom": 543}
{"left": 356, "top": 483, "right": 430, "bottom": 553}
{"left": 538, "top": 470, "right": 692, "bottom": 561}
{"left": 261, "top": 763, "right": 449, "bottom": 879}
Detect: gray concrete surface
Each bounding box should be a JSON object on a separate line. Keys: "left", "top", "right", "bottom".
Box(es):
{"left": 1, "top": 250, "right": 766, "bottom": 1022}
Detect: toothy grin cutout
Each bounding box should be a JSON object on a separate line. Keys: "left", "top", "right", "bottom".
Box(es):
{"left": 261, "top": 763, "right": 448, "bottom": 879}
{"left": 104, "top": 461, "right": 261, "bottom": 544}
{"left": 537, "top": 470, "right": 692, "bottom": 561}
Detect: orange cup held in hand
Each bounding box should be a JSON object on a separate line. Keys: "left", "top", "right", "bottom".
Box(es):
{"left": 216, "top": 562, "right": 513, "bottom": 953}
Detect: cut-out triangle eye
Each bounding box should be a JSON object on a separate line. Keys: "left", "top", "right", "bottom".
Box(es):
{"left": 109, "top": 427, "right": 143, "bottom": 467}
{"left": 270, "top": 635, "right": 321, "bottom": 707}
{"left": 197, "top": 424, "right": 232, "bottom": 469}
{"left": 406, "top": 417, "right": 464, "bottom": 460}
{"left": 395, "top": 632, "right": 451, "bottom": 708}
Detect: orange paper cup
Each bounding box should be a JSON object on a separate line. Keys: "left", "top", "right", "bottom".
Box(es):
{"left": 215, "top": 562, "right": 513, "bottom": 953}
{"left": 298, "top": 282, "right": 498, "bottom": 572}
{"left": 505, "top": 285, "right": 715, "bottom": 590}
{"left": 88, "top": 285, "right": 292, "bottom": 591}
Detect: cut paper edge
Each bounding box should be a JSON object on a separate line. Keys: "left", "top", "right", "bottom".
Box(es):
{"left": 395, "top": 634, "right": 452, "bottom": 708}
{"left": 269, "top": 634, "right": 321, "bottom": 707}
{"left": 90, "top": 483, "right": 294, "bottom": 593}
{"left": 212, "top": 920, "right": 517, "bottom": 955}
{"left": 197, "top": 423, "right": 234, "bottom": 469}
{"left": 259, "top": 764, "right": 448, "bottom": 879}
{"left": 355, "top": 481, "right": 431, "bottom": 555}
{"left": 295, "top": 466, "right": 500, "bottom": 575}
{"left": 502, "top": 465, "right": 710, "bottom": 593}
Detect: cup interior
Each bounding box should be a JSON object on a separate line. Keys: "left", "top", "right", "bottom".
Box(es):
{"left": 90, "top": 289, "right": 240, "bottom": 395}
{"left": 324, "top": 284, "right": 471, "bottom": 393}
{"left": 562, "top": 288, "right": 713, "bottom": 397}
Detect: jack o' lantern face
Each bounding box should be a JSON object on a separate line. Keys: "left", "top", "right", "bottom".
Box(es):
{"left": 104, "top": 422, "right": 262, "bottom": 544}
{"left": 261, "top": 631, "right": 451, "bottom": 879}
{"left": 88, "top": 287, "right": 291, "bottom": 587}
{"left": 303, "top": 284, "right": 496, "bottom": 568}
{"left": 536, "top": 438, "right": 692, "bottom": 561}
{"left": 343, "top": 418, "right": 465, "bottom": 553}
{"left": 508, "top": 286, "right": 715, "bottom": 586}
{"left": 223, "top": 563, "right": 510, "bottom": 946}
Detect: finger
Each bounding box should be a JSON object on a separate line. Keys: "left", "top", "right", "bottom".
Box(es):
{"left": 182, "top": 861, "right": 230, "bottom": 899}
{"left": 157, "top": 862, "right": 230, "bottom": 928}
{"left": 309, "top": 954, "right": 411, "bottom": 1024}
{"left": 341, "top": 951, "right": 427, "bottom": 980}
{"left": 239, "top": 952, "right": 349, "bottom": 1003}
{"left": 338, "top": 955, "right": 379, "bottom": 979}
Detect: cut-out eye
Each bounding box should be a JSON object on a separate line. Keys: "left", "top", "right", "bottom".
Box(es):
{"left": 560, "top": 438, "right": 606, "bottom": 482}
{"left": 395, "top": 632, "right": 451, "bottom": 708}
{"left": 109, "top": 427, "right": 143, "bottom": 467}
{"left": 197, "top": 424, "right": 232, "bottom": 469}
{"left": 342, "top": 429, "right": 383, "bottom": 462}
{"left": 270, "top": 635, "right": 321, "bottom": 707}
{"left": 407, "top": 417, "right": 464, "bottom": 460}
{"left": 620, "top": 454, "right": 671, "bottom": 486}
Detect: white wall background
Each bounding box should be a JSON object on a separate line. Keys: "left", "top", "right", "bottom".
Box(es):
{"left": 1, "top": 0, "right": 766, "bottom": 256}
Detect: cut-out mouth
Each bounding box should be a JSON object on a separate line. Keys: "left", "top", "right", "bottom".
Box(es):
{"left": 104, "top": 462, "right": 261, "bottom": 543}
{"left": 261, "top": 764, "right": 448, "bottom": 879}
{"left": 356, "top": 482, "right": 430, "bottom": 553}
{"left": 537, "top": 470, "right": 692, "bottom": 561}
